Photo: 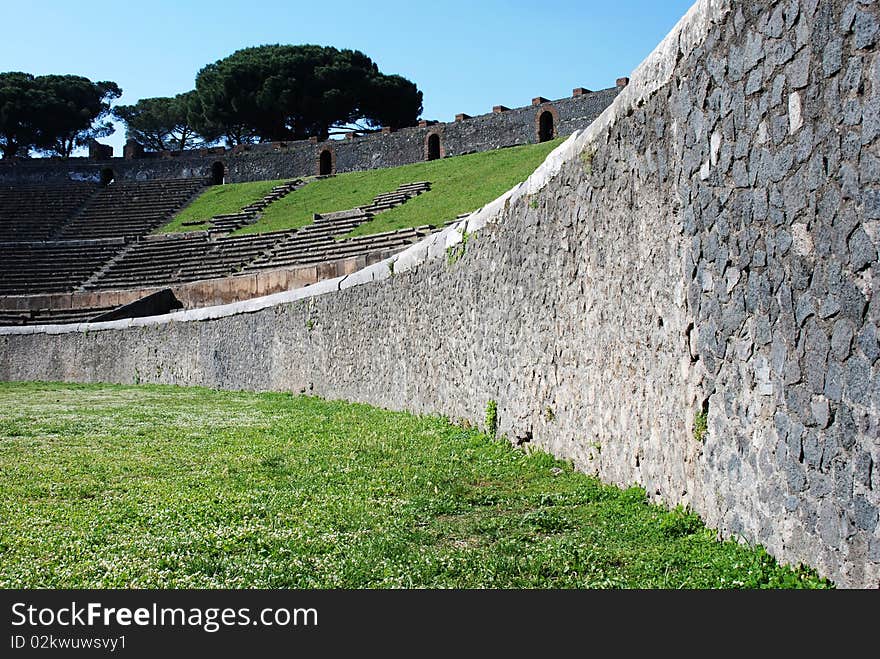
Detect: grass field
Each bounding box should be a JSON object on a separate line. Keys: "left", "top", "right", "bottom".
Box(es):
{"left": 0, "top": 382, "right": 831, "bottom": 589}
{"left": 158, "top": 141, "right": 562, "bottom": 238}
{"left": 161, "top": 178, "right": 288, "bottom": 233}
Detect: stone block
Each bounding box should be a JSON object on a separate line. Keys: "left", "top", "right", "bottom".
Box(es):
{"left": 849, "top": 228, "right": 877, "bottom": 273}
{"left": 789, "top": 92, "right": 804, "bottom": 134}
{"left": 822, "top": 38, "right": 843, "bottom": 76}
{"left": 856, "top": 323, "right": 879, "bottom": 362}
{"left": 854, "top": 496, "right": 879, "bottom": 532}
{"left": 855, "top": 11, "right": 879, "bottom": 50}
{"left": 845, "top": 355, "right": 872, "bottom": 401}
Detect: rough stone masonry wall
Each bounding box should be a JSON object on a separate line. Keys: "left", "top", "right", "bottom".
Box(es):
{"left": 1, "top": 0, "right": 879, "bottom": 587}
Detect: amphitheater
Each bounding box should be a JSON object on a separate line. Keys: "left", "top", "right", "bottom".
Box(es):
{"left": 1, "top": 0, "right": 879, "bottom": 588}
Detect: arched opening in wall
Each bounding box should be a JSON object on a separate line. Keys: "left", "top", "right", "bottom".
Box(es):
{"left": 426, "top": 133, "right": 441, "bottom": 161}
{"left": 99, "top": 167, "right": 115, "bottom": 186}
{"left": 318, "top": 149, "right": 333, "bottom": 176}
{"left": 211, "top": 161, "right": 225, "bottom": 185}
{"left": 538, "top": 110, "right": 555, "bottom": 143}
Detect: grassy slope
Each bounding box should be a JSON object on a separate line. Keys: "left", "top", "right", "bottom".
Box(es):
{"left": 0, "top": 382, "right": 830, "bottom": 589}
{"left": 230, "top": 140, "right": 563, "bottom": 237}
{"left": 343, "top": 140, "right": 563, "bottom": 238}
{"left": 240, "top": 140, "right": 561, "bottom": 236}
{"left": 160, "top": 178, "right": 287, "bottom": 233}
{"left": 159, "top": 142, "right": 560, "bottom": 237}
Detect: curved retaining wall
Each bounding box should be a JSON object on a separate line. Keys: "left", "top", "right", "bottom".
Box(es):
{"left": 0, "top": 250, "right": 396, "bottom": 317}
{"left": 1, "top": 0, "right": 878, "bottom": 587}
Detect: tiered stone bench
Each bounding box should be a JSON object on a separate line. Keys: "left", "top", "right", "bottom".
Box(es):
{"left": 1, "top": 178, "right": 442, "bottom": 322}
{"left": 0, "top": 239, "right": 124, "bottom": 294}
{"left": 56, "top": 178, "right": 206, "bottom": 240}
{"left": 0, "top": 183, "right": 98, "bottom": 241}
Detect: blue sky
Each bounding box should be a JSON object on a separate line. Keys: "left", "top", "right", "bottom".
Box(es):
{"left": 0, "top": 0, "right": 695, "bottom": 155}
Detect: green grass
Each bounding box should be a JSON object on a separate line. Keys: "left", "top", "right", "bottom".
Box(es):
{"left": 160, "top": 178, "right": 288, "bottom": 233}
{"left": 0, "top": 382, "right": 831, "bottom": 589}
{"left": 159, "top": 142, "right": 561, "bottom": 238}
{"left": 230, "top": 140, "right": 563, "bottom": 237}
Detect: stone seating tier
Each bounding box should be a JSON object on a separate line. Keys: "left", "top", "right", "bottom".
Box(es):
{"left": 0, "top": 183, "right": 98, "bottom": 241}
{"left": 1, "top": 179, "right": 439, "bottom": 300}
{"left": 56, "top": 178, "right": 206, "bottom": 240}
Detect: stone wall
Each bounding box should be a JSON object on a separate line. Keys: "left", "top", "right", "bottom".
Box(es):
{"left": 0, "top": 156, "right": 219, "bottom": 185}
{"left": 0, "top": 88, "right": 620, "bottom": 185}
{"left": 0, "top": 249, "right": 397, "bottom": 315}
{"left": 1, "top": 0, "right": 878, "bottom": 587}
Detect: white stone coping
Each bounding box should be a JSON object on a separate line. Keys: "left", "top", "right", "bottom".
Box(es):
{"left": 0, "top": 0, "right": 722, "bottom": 337}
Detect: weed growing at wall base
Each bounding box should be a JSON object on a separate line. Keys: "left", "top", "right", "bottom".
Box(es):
{"left": 661, "top": 505, "right": 704, "bottom": 538}
{"left": 485, "top": 399, "right": 498, "bottom": 436}
{"left": 0, "top": 382, "right": 831, "bottom": 589}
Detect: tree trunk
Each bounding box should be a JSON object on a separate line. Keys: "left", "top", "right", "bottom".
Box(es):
{"left": 177, "top": 126, "right": 190, "bottom": 152}
{"left": 1, "top": 140, "right": 19, "bottom": 159}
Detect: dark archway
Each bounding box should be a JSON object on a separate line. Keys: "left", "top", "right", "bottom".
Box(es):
{"left": 319, "top": 150, "right": 333, "bottom": 176}
{"left": 211, "top": 161, "right": 225, "bottom": 185}
{"left": 426, "top": 133, "right": 441, "bottom": 161}
{"left": 538, "top": 110, "right": 555, "bottom": 143}
{"left": 99, "top": 167, "right": 115, "bottom": 186}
